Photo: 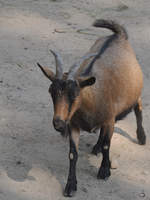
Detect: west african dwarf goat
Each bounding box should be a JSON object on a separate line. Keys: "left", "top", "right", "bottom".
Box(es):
{"left": 37, "top": 19, "right": 146, "bottom": 197}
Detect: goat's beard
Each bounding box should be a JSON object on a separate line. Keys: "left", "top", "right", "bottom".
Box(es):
{"left": 60, "top": 123, "right": 70, "bottom": 138}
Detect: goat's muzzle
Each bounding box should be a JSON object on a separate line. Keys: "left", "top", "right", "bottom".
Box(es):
{"left": 53, "top": 117, "right": 69, "bottom": 137}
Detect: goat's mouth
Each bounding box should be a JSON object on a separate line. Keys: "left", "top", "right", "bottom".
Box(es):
{"left": 54, "top": 126, "right": 65, "bottom": 133}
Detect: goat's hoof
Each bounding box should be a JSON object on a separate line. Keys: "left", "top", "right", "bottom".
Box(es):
{"left": 97, "top": 166, "right": 111, "bottom": 180}
{"left": 64, "top": 181, "right": 77, "bottom": 197}
{"left": 91, "top": 144, "right": 102, "bottom": 155}
{"left": 137, "top": 128, "right": 146, "bottom": 145}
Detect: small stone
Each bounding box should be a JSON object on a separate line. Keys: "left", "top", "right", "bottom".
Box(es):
{"left": 139, "top": 192, "right": 145, "bottom": 198}
{"left": 116, "top": 3, "right": 129, "bottom": 11}
{"left": 141, "top": 170, "right": 149, "bottom": 175}
{"left": 11, "top": 136, "right": 16, "bottom": 140}
{"left": 67, "top": 23, "right": 72, "bottom": 26}
{"left": 86, "top": 143, "right": 91, "bottom": 147}
{"left": 16, "top": 161, "right": 22, "bottom": 165}
{"left": 81, "top": 187, "right": 88, "bottom": 193}
{"left": 17, "top": 87, "right": 22, "bottom": 90}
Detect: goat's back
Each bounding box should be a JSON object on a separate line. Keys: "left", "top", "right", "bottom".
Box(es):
{"left": 79, "top": 35, "right": 143, "bottom": 122}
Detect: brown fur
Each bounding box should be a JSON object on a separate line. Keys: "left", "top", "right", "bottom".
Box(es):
{"left": 54, "top": 96, "right": 69, "bottom": 122}
{"left": 43, "top": 21, "right": 144, "bottom": 138}
{"left": 70, "top": 36, "right": 143, "bottom": 130}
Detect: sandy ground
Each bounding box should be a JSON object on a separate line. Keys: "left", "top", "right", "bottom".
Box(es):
{"left": 0, "top": 0, "right": 150, "bottom": 199}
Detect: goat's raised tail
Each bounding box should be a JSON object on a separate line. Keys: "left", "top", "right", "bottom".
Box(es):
{"left": 93, "top": 19, "right": 128, "bottom": 40}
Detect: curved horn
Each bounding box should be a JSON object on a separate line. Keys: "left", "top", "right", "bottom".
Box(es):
{"left": 50, "top": 50, "right": 63, "bottom": 79}
{"left": 67, "top": 53, "right": 98, "bottom": 80}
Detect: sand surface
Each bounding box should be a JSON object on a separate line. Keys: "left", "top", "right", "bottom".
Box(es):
{"left": 0, "top": 0, "right": 150, "bottom": 199}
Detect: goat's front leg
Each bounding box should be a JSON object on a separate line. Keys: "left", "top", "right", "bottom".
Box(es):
{"left": 97, "top": 120, "right": 114, "bottom": 179}
{"left": 64, "top": 127, "right": 80, "bottom": 197}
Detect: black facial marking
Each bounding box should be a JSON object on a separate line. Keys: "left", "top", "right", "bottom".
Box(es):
{"left": 49, "top": 79, "right": 65, "bottom": 103}
{"left": 49, "top": 79, "right": 80, "bottom": 110}
{"left": 66, "top": 80, "right": 80, "bottom": 110}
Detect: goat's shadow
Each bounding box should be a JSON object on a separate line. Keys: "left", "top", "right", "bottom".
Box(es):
{"left": 2, "top": 126, "right": 138, "bottom": 183}
{"left": 114, "top": 126, "right": 138, "bottom": 144}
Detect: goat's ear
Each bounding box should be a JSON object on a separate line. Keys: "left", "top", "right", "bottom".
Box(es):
{"left": 77, "top": 76, "right": 96, "bottom": 88}
{"left": 37, "top": 63, "right": 55, "bottom": 82}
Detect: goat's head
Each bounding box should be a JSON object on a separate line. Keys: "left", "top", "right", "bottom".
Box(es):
{"left": 37, "top": 50, "right": 97, "bottom": 136}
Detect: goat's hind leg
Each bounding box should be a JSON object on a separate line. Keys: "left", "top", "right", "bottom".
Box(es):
{"left": 134, "top": 98, "right": 146, "bottom": 145}
{"left": 92, "top": 128, "right": 104, "bottom": 155}
{"left": 97, "top": 121, "right": 114, "bottom": 179}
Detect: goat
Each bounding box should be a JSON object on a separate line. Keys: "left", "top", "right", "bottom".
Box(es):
{"left": 37, "top": 19, "right": 146, "bottom": 197}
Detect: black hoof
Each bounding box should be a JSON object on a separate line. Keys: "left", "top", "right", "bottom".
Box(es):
{"left": 64, "top": 181, "right": 77, "bottom": 197}
{"left": 91, "top": 144, "right": 102, "bottom": 155}
{"left": 137, "top": 128, "right": 146, "bottom": 145}
{"left": 97, "top": 166, "right": 111, "bottom": 180}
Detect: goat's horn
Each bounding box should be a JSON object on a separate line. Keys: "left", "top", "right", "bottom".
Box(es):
{"left": 50, "top": 50, "right": 63, "bottom": 79}
{"left": 68, "top": 53, "right": 98, "bottom": 80}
